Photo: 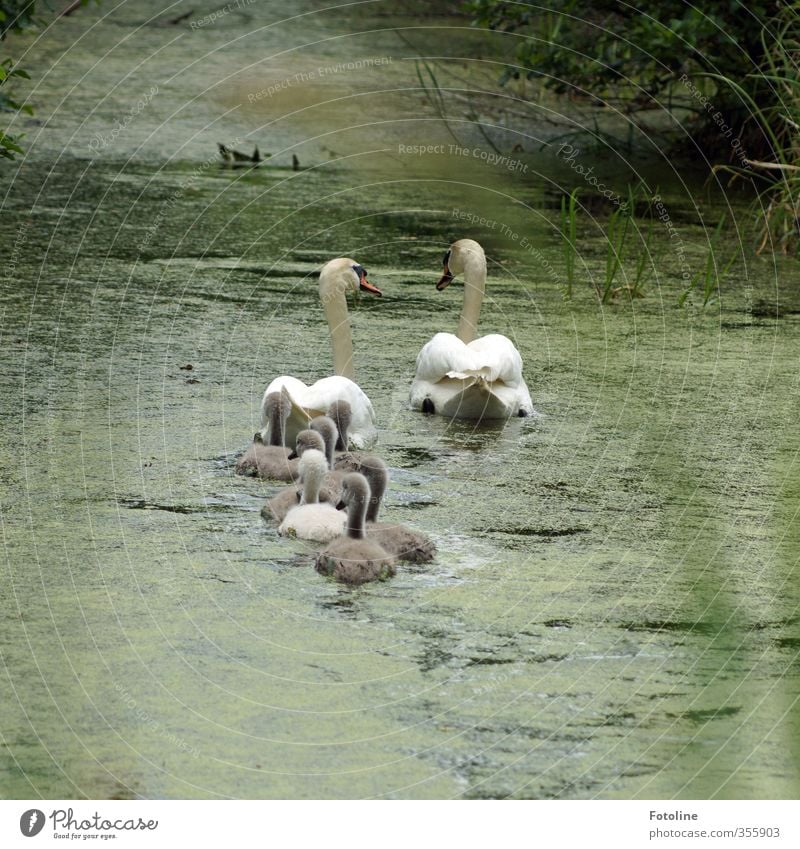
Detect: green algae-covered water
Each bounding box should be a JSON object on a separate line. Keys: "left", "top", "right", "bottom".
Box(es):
{"left": 1, "top": 1, "right": 799, "bottom": 800}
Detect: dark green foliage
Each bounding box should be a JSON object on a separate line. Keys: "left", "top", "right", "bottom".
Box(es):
{"left": 712, "top": 4, "right": 800, "bottom": 254}
{"left": 0, "top": 1, "right": 38, "bottom": 38}
{"left": 0, "top": 1, "right": 38, "bottom": 159}
{"left": 467, "top": 1, "right": 785, "bottom": 156}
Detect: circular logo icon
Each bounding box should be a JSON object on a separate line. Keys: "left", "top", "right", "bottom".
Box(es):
{"left": 19, "top": 809, "right": 45, "bottom": 837}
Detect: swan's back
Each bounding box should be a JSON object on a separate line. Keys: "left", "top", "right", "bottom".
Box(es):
{"left": 415, "top": 332, "right": 523, "bottom": 386}
{"left": 315, "top": 537, "right": 396, "bottom": 584}
{"left": 235, "top": 442, "right": 298, "bottom": 481}
{"left": 414, "top": 333, "right": 475, "bottom": 382}
{"left": 466, "top": 334, "right": 524, "bottom": 385}
{"left": 265, "top": 376, "right": 376, "bottom": 448}
{"left": 368, "top": 523, "right": 436, "bottom": 563}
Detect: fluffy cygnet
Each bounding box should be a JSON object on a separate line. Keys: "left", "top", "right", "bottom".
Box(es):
{"left": 357, "top": 456, "right": 436, "bottom": 563}
{"left": 263, "top": 430, "right": 333, "bottom": 523}
{"left": 278, "top": 449, "right": 345, "bottom": 543}
{"left": 235, "top": 387, "right": 299, "bottom": 481}
{"left": 315, "top": 473, "right": 395, "bottom": 585}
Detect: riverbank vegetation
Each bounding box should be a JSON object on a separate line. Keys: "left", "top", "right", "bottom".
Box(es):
{"left": 0, "top": 1, "right": 36, "bottom": 159}
{"left": 468, "top": 1, "right": 800, "bottom": 255}
{"left": 713, "top": 4, "right": 800, "bottom": 255}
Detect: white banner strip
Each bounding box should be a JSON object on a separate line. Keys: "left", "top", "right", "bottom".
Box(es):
{"left": 1, "top": 800, "right": 798, "bottom": 848}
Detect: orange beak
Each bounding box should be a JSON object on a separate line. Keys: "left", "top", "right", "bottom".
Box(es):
{"left": 359, "top": 269, "right": 382, "bottom": 296}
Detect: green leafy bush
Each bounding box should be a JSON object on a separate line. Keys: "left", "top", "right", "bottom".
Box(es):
{"left": 1, "top": 1, "right": 38, "bottom": 160}
{"left": 467, "top": 1, "right": 785, "bottom": 156}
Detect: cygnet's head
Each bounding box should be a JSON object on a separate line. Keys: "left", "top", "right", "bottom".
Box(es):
{"left": 298, "top": 448, "right": 328, "bottom": 482}
{"left": 437, "top": 238, "right": 486, "bottom": 290}
{"left": 263, "top": 385, "right": 291, "bottom": 417}
{"left": 310, "top": 415, "right": 338, "bottom": 463}
{"left": 289, "top": 429, "right": 325, "bottom": 459}
{"left": 336, "top": 472, "right": 371, "bottom": 510}
{"left": 327, "top": 400, "right": 352, "bottom": 450}
{"left": 260, "top": 386, "right": 291, "bottom": 442}
{"left": 320, "top": 257, "right": 382, "bottom": 298}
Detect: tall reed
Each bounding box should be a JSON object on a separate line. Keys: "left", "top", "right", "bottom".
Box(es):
{"left": 711, "top": 5, "right": 800, "bottom": 255}
{"left": 561, "top": 188, "right": 579, "bottom": 298}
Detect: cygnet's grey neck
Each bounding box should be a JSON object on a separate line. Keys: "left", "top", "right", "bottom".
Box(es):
{"left": 328, "top": 400, "right": 352, "bottom": 451}
{"left": 359, "top": 456, "right": 388, "bottom": 522}
{"left": 310, "top": 416, "right": 338, "bottom": 467}
{"left": 264, "top": 393, "right": 287, "bottom": 447}
{"left": 300, "top": 452, "right": 326, "bottom": 504}
{"left": 343, "top": 475, "right": 371, "bottom": 539}
{"left": 347, "top": 496, "right": 367, "bottom": 539}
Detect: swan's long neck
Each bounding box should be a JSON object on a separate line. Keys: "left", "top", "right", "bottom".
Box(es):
{"left": 346, "top": 493, "right": 368, "bottom": 539}
{"left": 457, "top": 252, "right": 486, "bottom": 344}
{"left": 320, "top": 271, "right": 355, "bottom": 380}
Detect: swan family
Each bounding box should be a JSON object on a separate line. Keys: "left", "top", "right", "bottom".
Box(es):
{"left": 234, "top": 240, "right": 533, "bottom": 584}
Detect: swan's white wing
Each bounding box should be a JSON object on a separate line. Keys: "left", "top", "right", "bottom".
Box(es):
{"left": 264, "top": 375, "right": 377, "bottom": 449}
{"left": 414, "top": 333, "right": 479, "bottom": 382}
{"left": 464, "top": 334, "right": 524, "bottom": 385}
{"left": 411, "top": 332, "right": 534, "bottom": 418}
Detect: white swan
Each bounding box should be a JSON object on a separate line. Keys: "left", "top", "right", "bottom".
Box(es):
{"left": 409, "top": 239, "right": 534, "bottom": 420}
{"left": 278, "top": 449, "right": 345, "bottom": 543}
{"left": 262, "top": 258, "right": 380, "bottom": 449}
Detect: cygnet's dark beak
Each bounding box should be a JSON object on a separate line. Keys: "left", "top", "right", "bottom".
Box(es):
{"left": 335, "top": 499, "right": 346, "bottom": 510}
{"left": 288, "top": 450, "right": 298, "bottom": 460}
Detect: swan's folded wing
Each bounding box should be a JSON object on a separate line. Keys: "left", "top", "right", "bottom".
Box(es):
{"left": 262, "top": 375, "right": 318, "bottom": 438}
{"left": 414, "top": 333, "right": 479, "bottom": 382}
{"left": 464, "top": 334, "right": 524, "bottom": 385}
{"left": 291, "top": 375, "right": 377, "bottom": 448}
